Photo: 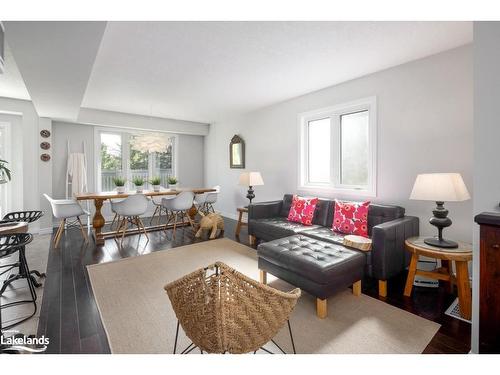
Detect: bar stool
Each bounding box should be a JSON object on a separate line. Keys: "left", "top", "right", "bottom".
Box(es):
{"left": 1, "top": 211, "right": 45, "bottom": 290}
{"left": 0, "top": 233, "right": 37, "bottom": 332}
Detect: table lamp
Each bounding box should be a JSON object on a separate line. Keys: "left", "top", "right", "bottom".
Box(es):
{"left": 238, "top": 172, "right": 264, "bottom": 204}
{"left": 410, "top": 173, "right": 470, "bottom": 248}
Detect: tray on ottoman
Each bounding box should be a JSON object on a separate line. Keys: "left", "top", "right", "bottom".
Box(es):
{"left": 257, "top": 235, "right": 366, "bottom": 319}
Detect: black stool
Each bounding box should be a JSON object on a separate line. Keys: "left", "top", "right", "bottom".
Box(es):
{"left": 0, "top": 233, "right": 37, "bottom": 332}
{"left": 0, "top": 211, "right": 45, "bottom": 293}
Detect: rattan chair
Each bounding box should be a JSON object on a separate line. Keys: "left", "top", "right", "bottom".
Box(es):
{"left": 164, "top": 261, "right": 301, "bottom": 354}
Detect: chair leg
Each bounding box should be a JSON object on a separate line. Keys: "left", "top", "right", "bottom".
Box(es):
{"left": 149, "top": 206, "right": 159, "bottom": 225}
{"left": 137, "top": 217, "right": 149, "bottom": 241}
{"left": 77, "top": 216, "right": 89, "bottom": 243}
{"left": 172, "top": 212, "right": 178, "bottom": 240}
{"left": 110, "top": 213, "right": 118, "bottom": 230}
{"left": 54, "top": 219, "right": 66, "bottom": 248}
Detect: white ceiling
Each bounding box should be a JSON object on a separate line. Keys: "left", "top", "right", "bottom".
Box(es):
{"left": 2, "top": 21, "right": 472, "bottom": 123}
{"left": 5, "top": 21, "right": 107, "bottom": 120}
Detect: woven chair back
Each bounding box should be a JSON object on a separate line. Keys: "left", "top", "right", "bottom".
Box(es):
{"left": 165, "top": 262, "right": 300, "bottom": 354}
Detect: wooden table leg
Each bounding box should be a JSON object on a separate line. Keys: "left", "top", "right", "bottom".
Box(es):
{"left": 235, "top": 210, "right": 243, "bottom": 236}
{"left": 404, "top": 253, "right": 419, "bottom": 297}
{"left": 92, "top": 198, "right": 106, "bottom": 246}
{"left": 441, "top": 260, "right": 454, "bottom": 293}
{"left": 455, "top": 260, "right": 472, "bottom": 320}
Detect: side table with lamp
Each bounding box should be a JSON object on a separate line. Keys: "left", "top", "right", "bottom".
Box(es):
{"left": 237, "top": 172, "right": 264, "bottom": 244}
{"left": 406, "top": 173, "right": 472, "bottom": 320}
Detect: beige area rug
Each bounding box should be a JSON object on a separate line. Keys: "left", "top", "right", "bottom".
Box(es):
{"left": 87, "top": 238, "right": 440, "bottom": 354}
{"left": 0, "top": 234, "right": 51, "bottom": 335}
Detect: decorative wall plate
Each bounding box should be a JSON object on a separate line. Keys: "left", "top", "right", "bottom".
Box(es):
{"left": 40, "top": 129, "right": 51, "bottom": 138}
{"left": 40, "top": 142, "right": 51, "bottom": 150}
{"left": 40, "top": 153, "right": 51, "bottom": 162}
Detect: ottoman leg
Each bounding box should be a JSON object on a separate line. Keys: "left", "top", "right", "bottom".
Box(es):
{"left": 259, "top": 270, "right": 267, "bottom": 284}
{"left": 316, "top": 298, "right": 327, "bottom": 319}
{"left": 378, "top": 280, "right": 387, "bottom": 298}
{"left": 249, "top": 235, "right": 256, "bottom": 246}
{"left": 353, "top": 280, "right": 362, "bottom": 296}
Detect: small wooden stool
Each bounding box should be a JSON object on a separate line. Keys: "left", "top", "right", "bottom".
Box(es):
{"left": 235, "top": 207, "right": 248, "bottom": 237}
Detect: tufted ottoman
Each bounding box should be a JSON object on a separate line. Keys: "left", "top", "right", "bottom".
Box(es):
{"left": 257, "top": 234, "right": 366, "bottom": 318}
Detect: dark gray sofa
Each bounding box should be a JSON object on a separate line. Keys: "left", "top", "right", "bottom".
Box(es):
{"left": 248, "top": 194, "right": 419, "bottom": 297}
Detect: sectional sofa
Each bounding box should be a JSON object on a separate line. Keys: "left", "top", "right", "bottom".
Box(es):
{"left": 248, "top": 194, "right": 419, "bottom": 317}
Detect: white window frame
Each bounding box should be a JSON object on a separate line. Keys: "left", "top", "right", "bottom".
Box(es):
{"left": 94, "top": 127, "right": 179, "bottom": 193}
{"left": 298, "top": 97, "right": 377, "bottom": 197}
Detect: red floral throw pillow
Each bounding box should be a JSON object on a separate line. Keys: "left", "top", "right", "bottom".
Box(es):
{"left": 287, "top": 195, "right": 319, "bottom": 226}
{"left": 332, "top": 200, "right": 370, "bottom": 237}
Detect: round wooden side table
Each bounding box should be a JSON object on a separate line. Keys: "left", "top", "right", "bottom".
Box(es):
{"left": 404, "top": 236, "right": 472, "bottom": 320}
{"left": 235, "top": 207, "right": 248, "bottom": 237}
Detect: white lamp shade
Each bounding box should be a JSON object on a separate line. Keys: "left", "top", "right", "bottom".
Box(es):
{"left": 238, "top": 172, "right": 264, "bottom": 186}
{"left": 410, "top": 173, "right": 470, "bottom": 202}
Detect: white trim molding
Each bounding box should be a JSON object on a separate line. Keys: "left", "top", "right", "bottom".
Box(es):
{"left": 297, "top": 96, "right": 377, "bottom": 198}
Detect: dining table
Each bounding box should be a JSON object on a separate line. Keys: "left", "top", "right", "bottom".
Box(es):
{"left": 75, "top": 188, "right": 216, "bottom": 245}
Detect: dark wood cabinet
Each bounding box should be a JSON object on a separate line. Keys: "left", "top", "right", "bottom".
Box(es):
{"left": 474, "top": 212, "right": 500, "bottom": 353}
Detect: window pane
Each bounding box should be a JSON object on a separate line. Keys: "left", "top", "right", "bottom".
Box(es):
{"left": 100, "top": 133, "right": 122, "bottom": 192}
{"left": 308, "top": 118, "right": 330, "bottom": 183}
{"left": 130, "top": 134, "right": 150, "bottom": 185}
{"left": 153, "top": 137, "right": 175, "bottom": 186}
{"left": 340, "top": 110, "right": 369, "bottom": 186}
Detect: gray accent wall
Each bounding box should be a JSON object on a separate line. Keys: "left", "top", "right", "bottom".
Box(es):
{"left": 205, "top": 45, "right": 473, "bottom": 244}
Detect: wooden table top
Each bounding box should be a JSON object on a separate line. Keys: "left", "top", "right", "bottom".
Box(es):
{"left": 0, "top": 221, "right": 28, "bottom": 234}
{"left": 405, "top": 236, "right": 472, "bottom": 261}
{"left": 75, "top": 188, "right": 216, "bottom": 200}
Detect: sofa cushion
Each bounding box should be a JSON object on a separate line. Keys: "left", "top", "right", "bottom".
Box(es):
{"left": 257, "top": 235, "right": 366, "bottom": 285}
{"left": 332, "top": 200, "right": 370, "bottom": 237}
{"left": 287, "top": 195, "right": 318, "bottom": 225}
{"left": 251, "top": 217, "right": 320, "bottom": 240}
{"left": 280, "top": 194, "right": 333, "bottom": 227}
{"left": 301, "top": 227, "right": 345, "bottom": 245}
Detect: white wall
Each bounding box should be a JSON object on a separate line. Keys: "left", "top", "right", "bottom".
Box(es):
{"left": 0, "top": 97, "right": 53, "bottom": 232}
{"left": 471, "top": 21, "right": 500, "bottom": 354}
{"left": 205, "top": 45, "right": 473, "bottom": 243}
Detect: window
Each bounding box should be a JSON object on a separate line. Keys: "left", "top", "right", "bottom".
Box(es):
{"left": 97, "top": 129, "right": 176, "bottom": 192}
{"left": 298, "top": 97, "right": 376, "bottom": 196}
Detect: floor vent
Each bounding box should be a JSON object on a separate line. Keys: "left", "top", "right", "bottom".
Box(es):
{"left": 445, "top": 298, "right": 471, "bottom": 323}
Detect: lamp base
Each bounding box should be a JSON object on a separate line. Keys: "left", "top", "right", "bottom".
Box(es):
{"left": 424, "top": 237, "right": 458, "bottom": 249}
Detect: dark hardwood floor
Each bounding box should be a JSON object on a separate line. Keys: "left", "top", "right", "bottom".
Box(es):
{"left": 35, "top": 217, "right": 471, "bottom": 354}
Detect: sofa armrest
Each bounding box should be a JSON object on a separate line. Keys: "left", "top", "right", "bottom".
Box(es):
{"left": 371, "top": 216, "right": 419, "bottom": 280}
{"left": 248, "top": 200, "right": 283, "bottom": 221}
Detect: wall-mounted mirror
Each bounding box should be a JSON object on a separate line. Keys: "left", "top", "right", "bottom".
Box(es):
{"left": 230, "top": 135, "right": 245, "bottom": 169}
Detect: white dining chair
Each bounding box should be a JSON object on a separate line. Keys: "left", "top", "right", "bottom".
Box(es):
{"left": 43, "top": 194, "right": 89, "bottom": 248}
{"left": 110, "top": 194, "right": 150, "bottom": 245}
{"left": 162, "top": 191, "right": 195, "bottom": 239}
{"left": 150, "top": 196, "right": 172, "bottom": 225}
{"left": 194, "top": 185, "right": 220, "bottom": 215}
